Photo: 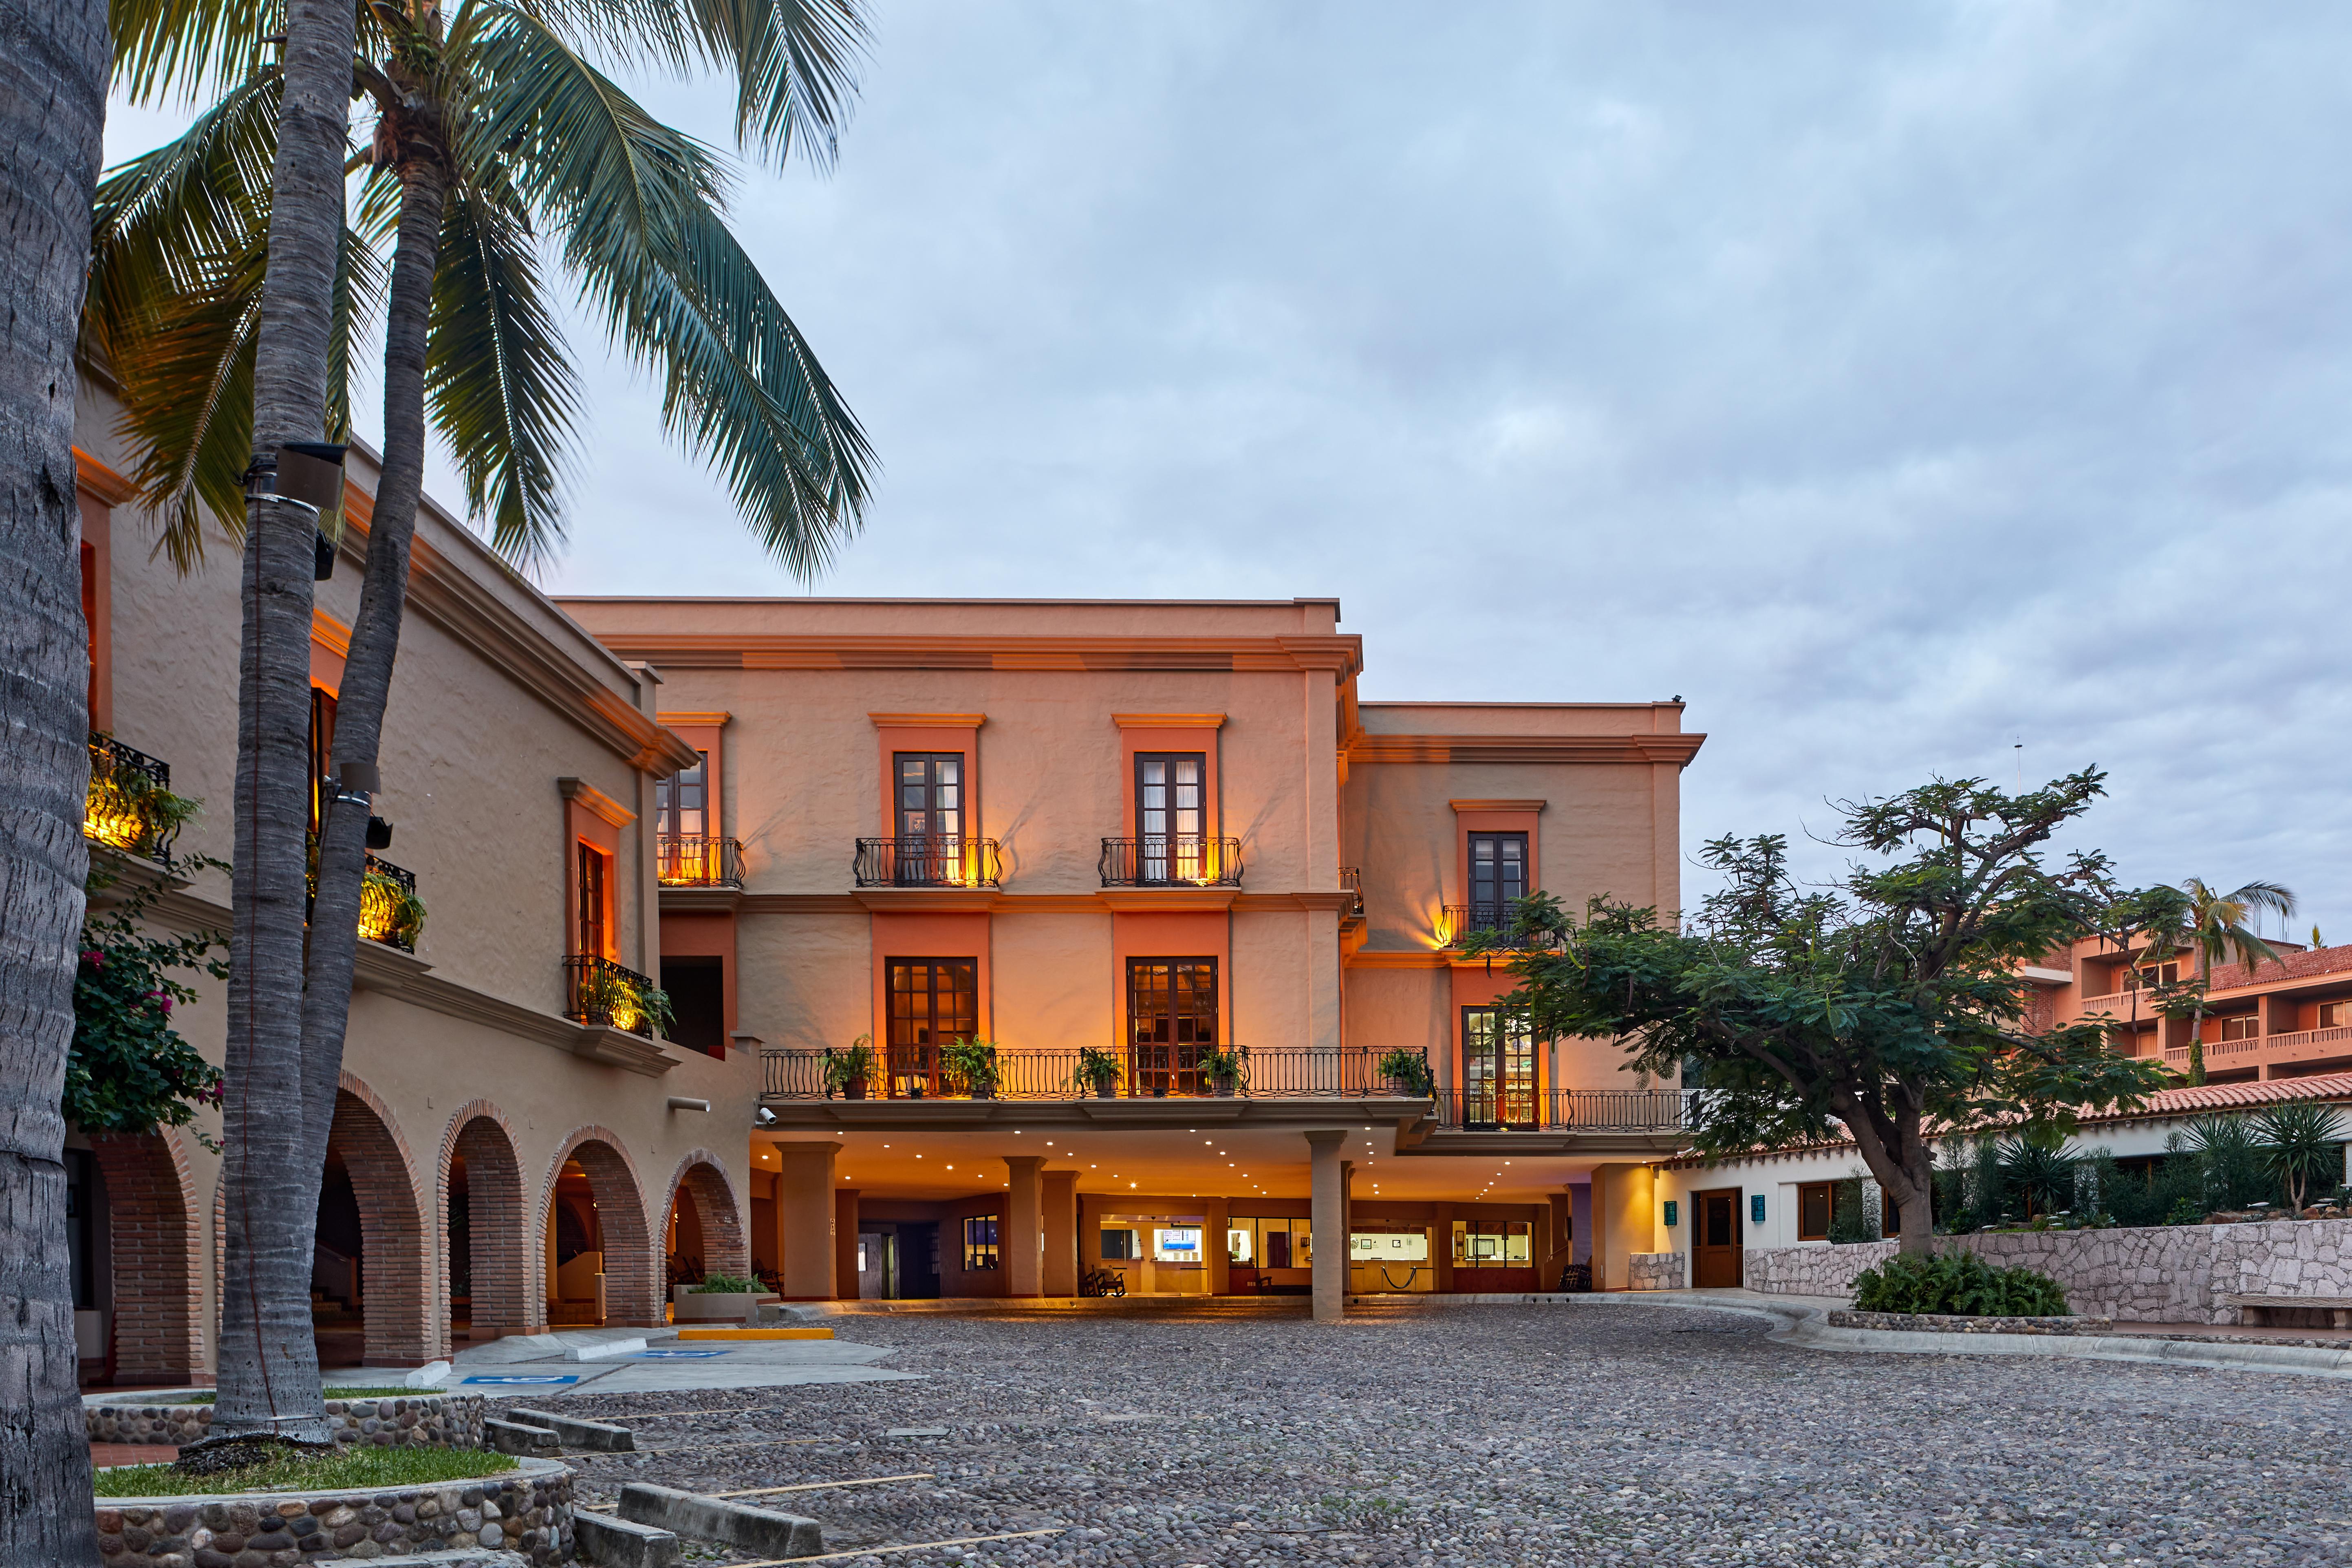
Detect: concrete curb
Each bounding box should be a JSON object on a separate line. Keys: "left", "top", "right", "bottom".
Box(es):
{"left": 508, "top": 1407, "right": 636, "bottom": 1451}
{"left": 619, "top": 1482, "right": 824, "bottom": 1557}
{"left": 483, "top": 1416, "right": 563, "bottom": 1458}
{"left": 575, "top": 1512, "right": 683, "bottom": 1567}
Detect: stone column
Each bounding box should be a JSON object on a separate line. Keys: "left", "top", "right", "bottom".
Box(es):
{"left": 1592, "top": 1163, "right": 1656, "bottom": 1290}
{"left": 1432, "top": 1200, "right": 1456, "bottom": 1294}
{"left": 770, "top": 1142, "right": 838, "bottom": 1301}
{"left": 834, "top": 1189, "right": 860, "bottom": 1301}
{"left": 1043, "top": 1170, "right": 1079, "bottom": 1297}
{"left": 1204, "top": 1195, "right": 1231, "bottom": 1296}
{"left": 1005, "top": 1156, "right": 1045, "bottom": 1298}
{"left": 1307, "top": 1130, "right": 1347, "bottom": 1323}
{"left": 1543, "top": 1191, "right": 1575, "bottom": 1289}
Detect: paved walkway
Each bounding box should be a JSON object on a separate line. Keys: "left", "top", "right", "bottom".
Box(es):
{"left": 414, "top": 1325, "right": 921, "bottom": 1399}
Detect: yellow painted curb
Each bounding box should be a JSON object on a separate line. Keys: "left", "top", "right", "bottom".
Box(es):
{"left": 676, "top": 1326, "right": 836, "bottom": 1341}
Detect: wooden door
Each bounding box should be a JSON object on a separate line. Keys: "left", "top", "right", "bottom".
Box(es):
{"left": 1693, "top": 1187, "right": 1744, "bottom": 1288}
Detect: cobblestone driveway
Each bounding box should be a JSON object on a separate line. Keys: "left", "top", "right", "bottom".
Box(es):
{"left": 558, "top": 1300, "right": 2352, "bottom": 1566}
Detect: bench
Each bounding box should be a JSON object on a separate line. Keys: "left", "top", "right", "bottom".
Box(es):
{"left": 2220, "top": 1292, "right": 2352, "bottom": 1329}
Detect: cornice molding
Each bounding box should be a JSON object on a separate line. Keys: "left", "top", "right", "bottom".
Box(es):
{"left": 312, "top": 609, "right": 352, "bottom": 658}
{"left": 1350, "top": 733, "right": 1706, "bottom": 767}
{"left": 583, "top": 632, "right": 1364, "bottom": 681}
{"left": 558, "top": 776, "right": 637, "bottom": 827}
{"left": 868, "top": 712, "right": 985, "bottom": 729}
{"left": 1345, "top": 948, "right": 1451, "bottom": 970}
{"left": 1113, "top": 712, "right": 1226, "bottom": 730}
{"left": 72, "top": 446, "right": 138, "bottom": 506}
{"left": 1450, "top": 798, "right": 1547, "bottom": 813}
{"left": 659, "top": 710, "right": 732, "bottom": 728}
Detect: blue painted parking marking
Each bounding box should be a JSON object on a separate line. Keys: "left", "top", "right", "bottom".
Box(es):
{"left": 631, "top": 1349, "right": 731, "bottom": 1359}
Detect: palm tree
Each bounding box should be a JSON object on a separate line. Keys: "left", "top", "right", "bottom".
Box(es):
{"left": 94, "top": 0, "right": 873, "bottom": 1440}
{"left": 2, "top": 0, "right": 111, "bottom": 1545}
{"left": 2144, "top": 878, "right": 2297, "bottom": 1087}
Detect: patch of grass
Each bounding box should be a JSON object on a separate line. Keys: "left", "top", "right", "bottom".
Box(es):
{"left": 150, "top": 1387, "right": 423, "bottom": 1406}
{"left": 95, "top": 1445, "right": 518, "bottom": 1497}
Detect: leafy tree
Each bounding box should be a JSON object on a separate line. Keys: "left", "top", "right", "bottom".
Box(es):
{"left": 97, "top": 0, "right": 874, "bottom": 1442}
{"left": 2143, "top": 878, "right": 2297, "bottom": 1085}
{"left": 70, "top": 876, "right": 229, "bottom": 1145}
{"left": 1472, "top": 772, "right": 2169, "bottom": 1254}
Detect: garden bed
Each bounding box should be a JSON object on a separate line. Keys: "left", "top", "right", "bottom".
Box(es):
{"left": 91, "top": 1451, "right": 569, "bottom": 1566}
{"left": 1828, "top": 1309, "right": 2113, "bottom": 1336}
{"left": 86, "top": 1391, "right": 485, "bottom": 1451}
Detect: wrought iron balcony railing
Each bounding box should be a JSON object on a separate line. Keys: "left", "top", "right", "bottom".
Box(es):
{"left": 1099, "top": 836, "right": 1243, "bottom": 888}
{"left": 659, "top": 834, "right": 744, "bottom": 887}
{"left": 1340, "top": 866, "right": 1365, "bottom": 916}
{"left": 1432, "top": 1087, "right": 1691, "bottom": 1133}
{"left": 853, "top": 836, "right": 1003, "bottom": 888}
{"left": 1441, "top": 903, "right": 1560, "bottom": 949}
{"left": 357, "top": 854, "right": 423, "bottom": 952}
{"left": 762, "top": 1044, "right": 1425, "bottom": 1102}
{"left": 565, "top": 954, "right": 666, "bottom": 1037}
{"left": 84, "top": 733, "right": 182, "bottom": 865}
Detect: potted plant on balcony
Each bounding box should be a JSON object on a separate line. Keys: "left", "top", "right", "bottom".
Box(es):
{"left": 824, "top": 1035, "right": 879, "bottom": 1100}
{"left": 943, "top": 1036, "right": 1002, "bottom": 1099}
{"left": 1376, "top": 1050, "right": 1434, "bottom": 1097}
{"left": 1073, "top": 1045, "right": 1121, "bottom": 1098}
{"left": 1202, "top": 1047, "right": 1247, "bottom": 1098}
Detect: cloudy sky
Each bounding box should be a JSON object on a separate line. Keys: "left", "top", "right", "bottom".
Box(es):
{"left": 108, "top": 2, "right": 2352, "bottom": 936}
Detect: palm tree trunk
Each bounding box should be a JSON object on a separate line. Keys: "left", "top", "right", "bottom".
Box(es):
{"left": 212, "top": 0, "right": 359, "bottom": 1445}
{"left": 0, "top": 0, "right": 109, "bottom": 1550}
{"left": 2186, "top": 947, "right": 2208, "bottom": 1087}
{"left": 299, "top": 143, "right": 450, "bottom": 1254}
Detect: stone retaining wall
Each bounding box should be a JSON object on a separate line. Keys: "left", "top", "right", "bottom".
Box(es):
{"left": 1743, "top": 1217, "right": 2352, "bottom": 1324}
{"left": 1627, "top": 1251, "right": 1686, "bottom": 1291}
{"left": 92, "top": 1457, "right": 570, "bottom": 1567}
{"left": 86, "top": 1393, "right": 487, "bottom": 1451}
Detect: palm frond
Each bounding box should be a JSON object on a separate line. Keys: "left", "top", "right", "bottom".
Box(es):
{"left": 461, "top": 3, "right": 872, "bottom": 576}
{"left": 428, "top": 177, "right": 581, "bottom": 564}
{"left": 112, "top": 0, "right": 289, "bottom": 106}
{"left": 2225, "top": 880, "right": 2297, "bottom": 920}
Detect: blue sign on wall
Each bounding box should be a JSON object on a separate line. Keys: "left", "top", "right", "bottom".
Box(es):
{"left": 1750, "top": 1193, "right": 1767, "bottom": 1226}
{"left": 1661, "top": 1200, "right": 1679, "bottom": 1228}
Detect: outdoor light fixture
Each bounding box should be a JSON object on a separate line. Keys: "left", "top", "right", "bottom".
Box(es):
{"left": 246, "top": 441, "right": 348, "bottom": 579}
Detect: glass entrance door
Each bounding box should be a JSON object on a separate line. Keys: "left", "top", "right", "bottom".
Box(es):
{"left": 894, "top": 753, "right": 963, "bottom": 882}
{"left": 1129, "top": 959, "right": 1217, "bottom": 1095}
{"left": 1461, "top": 1007, "right": 1539, "bottom": 1128}
{"left": 887, "top": 959, "right": 978, "bottom": 1096}
{"left": 1135, "top": 753, "right": 1206, "bottom": 882}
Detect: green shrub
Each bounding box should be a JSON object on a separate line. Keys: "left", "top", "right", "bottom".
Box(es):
{"left": 691, "top": 1273, "right": 763, "bottom": 1294}
{"left": 1850, "top": 1250, "right": 2070, "bottom": 1317}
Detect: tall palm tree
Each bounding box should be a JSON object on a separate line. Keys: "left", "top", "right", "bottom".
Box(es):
{"left": 93, "top": 0, "right": 872, "bottom": 1439}
{"left": 2144, "top": 878, "right": 2297, "bottom": 1086}
{"left": 1, "top": 0, "right": 110, "bottom": 1545}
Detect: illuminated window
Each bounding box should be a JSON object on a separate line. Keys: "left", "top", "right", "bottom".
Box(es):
{"left": 574, "top": 842, "right": 610, "bottom": 958}
{"left": 1467, "top": 832, "right": 1527, "bottom": 928}
{"left": 1232, "top": 1217, "right": 1309, "bottom": 1268}
{"left": 962, "top": 1214, "right": 999, "bottom": 1271}
{"left": 657, "top": 752, "right": 707, "bottom": 839}
{"left": 887, "top": 959, "right": 979, "bottom": 1096}
{"left": 1134, "top": 753, "right": 1206, "bottom": 882}
{"left": 1461, "top": 1007, "right": 1538, "bottom": 1128}
{"left": 1451, "top": 1219, "right": 1532, "bottom": 1268}
{"left": 1129, "top": 959, "right": 1218, "bottom": 1096}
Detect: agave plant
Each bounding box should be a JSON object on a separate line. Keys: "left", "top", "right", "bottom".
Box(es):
{"left": 2255, "top": 1102, "right": 2347, "bottom": 1212}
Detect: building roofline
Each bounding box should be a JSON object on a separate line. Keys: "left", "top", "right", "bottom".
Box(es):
{"left": 552, "top": 594, "right": 1342, "bottom": 611}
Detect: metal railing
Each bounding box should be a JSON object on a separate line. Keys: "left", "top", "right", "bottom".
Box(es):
{"left": 357, "top": 853, "right": 421, "bottom": 952}
{"left": 1340, "top": 867, "right": 1365, "bottom": 916}
{"left": 853, "top": 836, "right": 1003, "bottom": 888}
{"left": 1098, "top": 836, "right": 1244, "bottom": 887}
{"left": 1431, "top": 1087, "right": 1691, "bottom": 1132}
{"left": 1441, "top": 904, "right": 1561, "bottom": 949}
{"left": 565, "top": 954, "right": 663, "bottom": 1037}
{"left": 84, "top": 733, "right": 180, "bottom": 865}
{"left": 762, "top": 1044, "right": 1427, "bottom": 1102}
{"left": 659, "top": 835, "right": 743, "bottom": 887}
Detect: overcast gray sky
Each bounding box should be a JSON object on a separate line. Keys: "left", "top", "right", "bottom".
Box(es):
{"left": 107, "top": 2, "right": 2352, "bottom": 936}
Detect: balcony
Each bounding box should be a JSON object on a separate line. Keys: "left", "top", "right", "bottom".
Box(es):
{"left": 1098, "top": 836, "right": 1243, "bottom": 888}
{"left": 659, "top": 834, "right": 743, "bottom": 887}
{"left": 565, "top": 954, "right": 666, "bottom": 1037}
{"left": 1441, "top": 903, "right": 1560, "bottom": 950}
{"left": 356, "top": 854, "right": 424, "bottom": 952}
{"left": 853, "top": 835, "right": 1003, "bottom": 888}
{"left": 84, "top": 733, "right": 185, "bottom": 865}
{"left": 1340, "top": 867, "right": 1365, "bottom": 917}
{"left": 1432, "top": 1087, "right": 1691, "bottom": 1132}
{"left": 762, "top": 1044, "right": 1419, "bottom": 1102}
{"left": 2163, "top": 1023, "right": 2352, "bottom": 1076}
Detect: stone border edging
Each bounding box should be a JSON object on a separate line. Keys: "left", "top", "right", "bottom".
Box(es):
{"left": 1827, "top": 1310, "right": 2112, "bottom": 1336}
{"left": 85, "top": 1392, "right": 487, "bottom": 1451}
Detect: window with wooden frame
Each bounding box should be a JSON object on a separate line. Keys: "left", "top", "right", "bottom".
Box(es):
{"left": 2134, "top": 960, "right": 2181, "bottom": 989}
{"left": 1128, "top": 958, "right": 1217, "bottom": 1095}
{"left": 1797, "top": 1181, "right": 1834, "bottom": 1242}
{"left": 307, "top": 686, "right": 338, "bottom": 834}
{"left": 656, "top": 752, "right": 708, "bottom": 839}
{"left": 886, "top": 959, "right": 979, "bottom": 1096}
{"left": 2218, "top": 1014, "right": 2261, "bottom": 1042}
{"left": 1134, "top": 752, "right": 1208, "bottom": 882}
{"left": 1466, "top": 831, "right": 1528, "bottom": 930}
{"left": 574, "top": 841, "right": 611, "bottom": 958}
{"left": 2321, "top": 1000, "right": 2352, "bottom": 1029}
{"left": 962, "top": 1214, "right": 1000, "bottom": 1270}
{"left": 1460, "top": 1006, "right": 1538, "bottom": 1128}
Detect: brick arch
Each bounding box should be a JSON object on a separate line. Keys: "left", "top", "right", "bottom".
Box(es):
{"left": 661, "top": 1150, "right": 750, "bottom": 1282}
{"left": 330, "top": 1071, "right": 438, "bottom": 1365}
{"left": 88, "top": 1129, "right": 204, "bottom": 1383}
{"left": 435, "top": 1100, "right": 538, "bottom": 1343}
{"left": 536, "top": 1126, "right": 659, "bottom": 1329}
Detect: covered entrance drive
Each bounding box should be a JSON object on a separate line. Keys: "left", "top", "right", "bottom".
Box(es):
{"left": 1692, "top": 1186, "right": 1743, "bottom": 1288}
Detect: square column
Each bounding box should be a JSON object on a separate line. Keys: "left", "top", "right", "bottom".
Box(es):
{"left": 1592, "top": 1163, "right": 1656, "bottom": 1290}
{"left": 770, "top": 1142, "right": 838, "bottom": 1301}
{"left": 834, "top": 1189, "right": 860, "bottom": 1301}
{"left": 1004, "top": 1156, "right": 1045, "bottom": 1298}
{"left": 1306, "top": 1130, "right": 1348, "bottom": 1322}
{"left": 1043, "top": 1170, "right": 1078, "bottom": 1297}
{"left": 1204, "top": 1195, "right": 1231, "bottom": 1296}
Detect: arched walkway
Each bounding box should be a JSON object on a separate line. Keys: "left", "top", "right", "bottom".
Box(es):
{"left": 662, "top": 1151, "right": 750, "bottom": 1286}
{"left": 438, "top": 1102, "right": 535, "bottom": 1343}
{"left": 326, "top": 1073, "right": 437, "bottom": 1365}
{"left": 87, "top": 1129, "right": 204, "bottom": 1384}
{"left": 538, "top": 1128, "right": 657, "bottom": 1328}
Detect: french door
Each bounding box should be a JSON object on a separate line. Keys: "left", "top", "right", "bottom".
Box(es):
{"left": 1135, "top": 753, "right": 1206, "bottom": 883}
{"left": 887, "top": 959, "right": 979, "bottom": 1096}
{"left": 894, "top": 753, "right": 963, "bottom": 882}
{"left": 1129, "top": 959, "right": 1218, "bottom": 1096}
{"left": 1468, "top": 832, "right": 1528, "bottom": 931}
{"left": 1461, "top": 1006, "right": 1538, "bottom": 1128}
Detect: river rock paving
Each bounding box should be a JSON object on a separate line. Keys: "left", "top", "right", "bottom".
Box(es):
{"left": 550, "top": 1300, "right": 2351, "bottom": 1567}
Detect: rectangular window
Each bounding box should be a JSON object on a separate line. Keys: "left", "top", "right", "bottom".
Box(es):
{"left": 1461, "top": 1007, "right": 1539, "bottom": 1128}
{"left": 962, "top": 1214, "right": 1000, "bottom": 1270}
{"left": 2321, "top": 1001, "right": 2352, "bottom": 1029}
{"left": 1152, "top": 1226, "right": 1202, "bottom": 1264}
{"left": 1134, "top": 752, "right": 1207, "bottom": 882}
{"left": 887, "top": 959, "right": 979, "bottom": 1096}
{"left": 1798, "top": 1182, "right": 1833, "bottom": 1242}
{"left": 2134, "top": 961, "right": 2180, "bottom": 988}
{"left": 574, "top": 842, "right": 609, "bottom": 957}
{"left": 1099, "top": 1226, "right": 1136, "bottom": 1261}
{"left": 1467, "top": 832, "right": 1528, "bottom": 928}
{"left": 1129, "top": 958, "right": 1218, "bottom": 1095}
{"left": 657, "top": 752, "right": 708, "bottom": 840}
{"left": 895, "top": 753, "right": 963, "bottom": 841}
{"left": 308, "top": 686, "right": 338, "bottom": 835}
{"left": 1451, "top": 1219, "right": 1532, "bottom": 1268}
{"left": 2218, "top": 1015, "right": 2261, "bottom": 1042}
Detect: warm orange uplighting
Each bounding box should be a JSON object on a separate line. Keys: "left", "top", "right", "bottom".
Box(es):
{"left": 357, "top": 877, "right": 402, "bottom": 944}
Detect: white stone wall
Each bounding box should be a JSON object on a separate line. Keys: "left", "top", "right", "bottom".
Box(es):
{"left": 1628, "top": 1251, "right": 1686, "bottom": 1291}
{"left": 1743, "top": 1218, "right": 2352, "bottom": 1323}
